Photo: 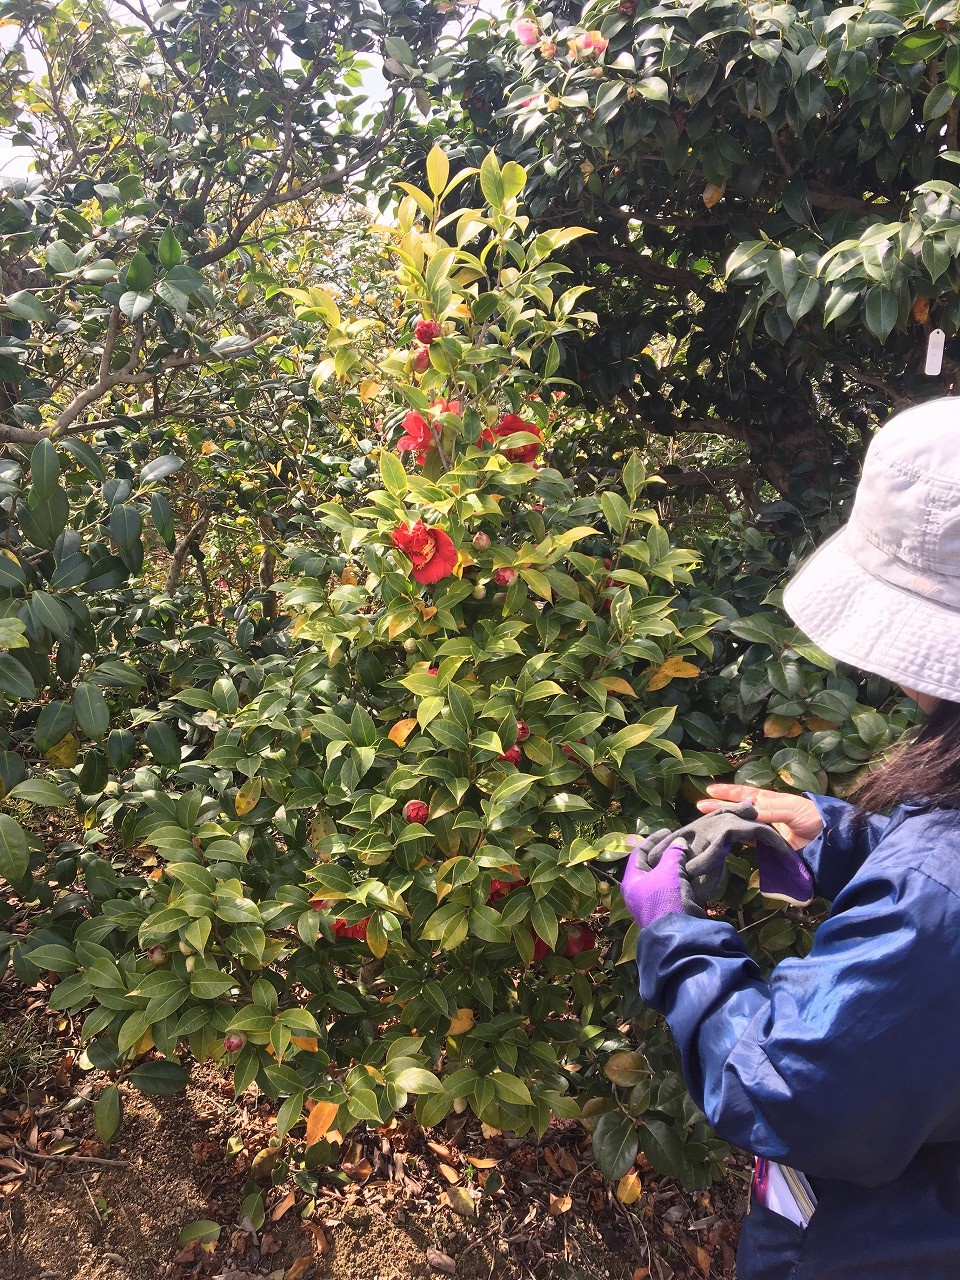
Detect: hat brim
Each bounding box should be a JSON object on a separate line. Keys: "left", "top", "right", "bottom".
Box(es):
{"left": 782, "top": 526, "right": 960, "bottom": 703}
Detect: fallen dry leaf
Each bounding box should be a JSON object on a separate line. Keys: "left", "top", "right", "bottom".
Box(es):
{"left": 438, "top": 1162, "right": 460, "bottom": 1184}
{"left": 632, "top": 1269, "right": 650, "bottom": 1280}
{"left": 341, "top": 1158, "right": 373, "bottom": 1182}
{"left": 303, "top": 1222, "right": 329, "bottom": 1256}
{"left": 271, "top": 1190, "right": 296, "bottom": 1221}
{"left": 284, "top": 1257, "right": 315, "bottom": 1280}
{"left": 465, "top": 1155, "right": 498, "bottom": 1169}
{"left": 548, "top": 1194, "right": 573, "bottom": 1215}
{"left": 427, "top": 1140, "right": 455, "bottom": 1159}
{"left": 617, "top": 1170, "right": 642, "bottom": 1205}
{"left": 425, "top": 1246, "right": 457, "bottom": 1275}
{"left": 442, "top": 1185, "right": 476, "bottom": 1218}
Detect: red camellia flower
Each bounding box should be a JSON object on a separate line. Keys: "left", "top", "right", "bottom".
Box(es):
{"left": 487, "top": 870, "right": 526, "bottom": 904}
{"left": 516, "top": 720, "right": 530, "bottom": 742}
{"left": 482, "top": 414, "right": 543, "bottom": 464}
{"left": 427, "top": 667, "right": 439, "bottom": 675}
{"left": 334, "top": 916, "right": 370, "bottom": 941}
{"left": 563, "top": 922, "right": 597, "bottom": 959}
{"left": 431, "top": 397, "right": 461, "bottom": 417}
{"left": 392, "top": 520, "right": 458, "bottom": 584}
{"left": 532, "top": 929, "right": 551, "bottom": 964}
{"left": 413, "top": 316, "right": 442, "bottom": 343}
{"left": 500, "top": 746, "right": 522, "bottom": 765}
{"left": 404, "top": 799, "right": 430, "bottom": 825}
{"left": 396, "top": 412, "right": 436, "bottom": 466}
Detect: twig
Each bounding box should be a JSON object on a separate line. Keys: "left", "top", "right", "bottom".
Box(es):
{"left": 81, "top": 1176, "right": 103, "bottom": 1224}
{"left": 12, "top": 1142, "right": 129, "bottom": 1169}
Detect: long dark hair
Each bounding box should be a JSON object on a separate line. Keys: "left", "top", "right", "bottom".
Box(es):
{"left": 853, "top": 699, "right": 960, "bottom": 813}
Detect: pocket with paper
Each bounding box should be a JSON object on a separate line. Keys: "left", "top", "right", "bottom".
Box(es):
{"left": 751, "top": 1156, "right": 817, "bottom": 1228}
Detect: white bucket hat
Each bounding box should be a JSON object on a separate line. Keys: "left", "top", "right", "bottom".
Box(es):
{"left": 782, "top": 396, "right": 960, "bottom": 703}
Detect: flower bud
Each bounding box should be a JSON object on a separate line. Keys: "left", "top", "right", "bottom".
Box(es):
{"left": 499, "top": 746, "right": 522, "bottom": 765}
{"left": 403, "top": 637, "right": 418, "bottom": 653}
{"left": 472, "top": 530, "right": 491, "bottom": 551}
{"left": 404, "top": 799, "right": 430, "bottom": 825}
{"left": 223, "top": 1032, "right": 245, "bottom": 1053}
{"left": 516, "top": 721, "right": 530, "bottom": 742}
{"left": 413, "top": 316, "right": 442, "bottom": 344}
{"left": 146, "top": 944, "right": 166, "bottom": 964}
{"left": 412, "top": 345, "right": 431, "bottom": 373}
{"left": 494, "top": 567, "right": 517, "bottom": 587}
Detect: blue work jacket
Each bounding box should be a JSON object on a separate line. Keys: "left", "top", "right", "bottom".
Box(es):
{"left": 636, "top": 795, "right": 960, "bottom": 1279}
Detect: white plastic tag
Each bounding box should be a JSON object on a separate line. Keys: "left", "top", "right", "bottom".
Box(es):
{"left": 925, "top": 328, "right": 945, "bottom": 376}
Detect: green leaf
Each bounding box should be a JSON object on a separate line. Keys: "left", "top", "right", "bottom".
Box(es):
{"left": 178, "top": 1220, "right": 221, "bottom": 1246}
{"left": 144, "top": 721, "right": 181, "bottom": 767}
{"left": 127, "top": 1059, "right": 190, "bottom": 1094}
{"left": 479, "top": 152, "right": 505, "bottom": 209}
{"left": 44, "top": 241, "right": 78, "bottom": 276}
{"left": 158, "top": 227, "right": 182, "bottom": 267}
{"left": 592, "top": 1111, "right": 639, "bottom": 1180}
{"left": 925, "top": 82, "right": 956, "bottom": 121}
{"left": 35, "top": 700, "right": 75, "bottom": 753}
{"left": 864, "top": 284, "right": 899, "bottom": 342}
{"left": 8, "top": 778, "right": 70, "bottom": 807}
{"left": 74, "top": 682, "right": 110, "bottom": 740}
{"left": 30, "top": 438, "right": 59, "bottom": 499}
{"left": 151, "top": 493, "right": 176, "bottom": 549}
{"left": 0, "top": 654, "right": 36, "bottom": 700}
{"left": 379, "top": 449, "right": 408, "bottom": 496}
{"left": 0, "top": 815, "right": 29, "bottom": 881}
{"left": 491, "top": 1072, "right": 532, "bottom": 1106}
{"left": 126, "top": 250, "right": 155, "bottom": 291}
{"left": 4, "top": 290, "right": 51, "bottom": 324}
{"left": 393, "top": 1066, "right": 443, "bottom": 1094}
{"left": 119, "top": 290, "right": 153, "bottom": 319}
{"left": 640, "top": 1117, "right": 688, "bottom": 1180}
{"left": 94, "top": 1084, "right": 122, "bottom": 1142}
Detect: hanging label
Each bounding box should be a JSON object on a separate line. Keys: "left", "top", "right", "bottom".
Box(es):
{"left": 925, "top": 328, "right": 945, "bottom": 376}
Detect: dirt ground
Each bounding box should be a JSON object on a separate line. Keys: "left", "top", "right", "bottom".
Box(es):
{"left": 0, "top": 976, "right": 746, "bottom": 1280}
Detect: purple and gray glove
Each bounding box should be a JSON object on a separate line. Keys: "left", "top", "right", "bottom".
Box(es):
{"left": 621, "top": 830, "right": 705, "bottom": 929}
{"left": 644, "top": 801, "right": 815, "bottom": 907}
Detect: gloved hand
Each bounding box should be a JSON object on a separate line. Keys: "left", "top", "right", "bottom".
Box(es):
{"left": 620, "top": 830, "right": 705, "bottom": 929}
{"left": 646, "top": 801, "right": 815, "bottom": 907}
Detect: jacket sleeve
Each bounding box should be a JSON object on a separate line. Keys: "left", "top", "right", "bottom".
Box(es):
{"left": 797, "top": 794, "right": 892, "bottom": 901}
{"left": 638, "top": 848, "right": 960, "bottom": 1186}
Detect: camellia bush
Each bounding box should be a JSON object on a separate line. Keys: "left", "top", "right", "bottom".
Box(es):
{"left": 2, "top": 150, "right": 743, "bottom": 1190}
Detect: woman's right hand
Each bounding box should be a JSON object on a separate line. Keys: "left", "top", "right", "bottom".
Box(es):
{"left": 696, "top": 783, "right": 824, "bottom": 850}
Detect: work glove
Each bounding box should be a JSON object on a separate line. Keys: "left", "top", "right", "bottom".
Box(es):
{"left": 620, "top": 830, "right": 705, "bottom": 929}
{"left": 646, "top": 801, "right": 815, "bottom": 907}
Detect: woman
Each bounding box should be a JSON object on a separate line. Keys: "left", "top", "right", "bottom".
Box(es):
{"left": 622, "top": 397, "right": 960, "bottom": 1279}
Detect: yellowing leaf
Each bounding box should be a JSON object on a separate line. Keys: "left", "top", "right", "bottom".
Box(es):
{"left": 647, "top": 656, "right": 700, "bottom": 691}
{"left": 340, "top": 565, "right": 359, "bottom": 585}
{"left": 201, "top": 440, "right": 216, "bottom": 455}
{"left": 448, "top": 1008, "right": 475, "bottom": 1035}
{"left": 235, "top": 777, "right": 262, "bottom": 816}
{"left": 804, "top": 715, "right": 839, "bottom": 731}
{"left": 291, "top": 1036, "right": 319, "bottom": 1053}
{"left": 603, "top": 1050, "right": 648, "bottom": 1087}
{"left": 45, "top": 733, "right": 78, "bottom": 767}
{"left": 442, "top": 1185, "right": 477, "bottom": 1218}
{"left": 358, "top": 378, "right": 382, "bottom": 402}
{"left": 598, "top": 676, "right": 637, "bottom": 697}
{"left": 305, "top": 1100, "right": 339, "bottom": 1147}
{"left": 617, "top": 1170, "right": 642, "bottom": 1204}
{"left": 388, "top": 718, "right": 418, "bottom": 746}
{"left": 763, "top": 715, "right": 803, "bottom": 739}
{"left": 426, "top": 144, "right": 450, "bottom": 197}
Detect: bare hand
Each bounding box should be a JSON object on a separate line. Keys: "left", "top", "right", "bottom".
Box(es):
{"left": 696, "top": 783, "right": 823, "bottom": 851}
